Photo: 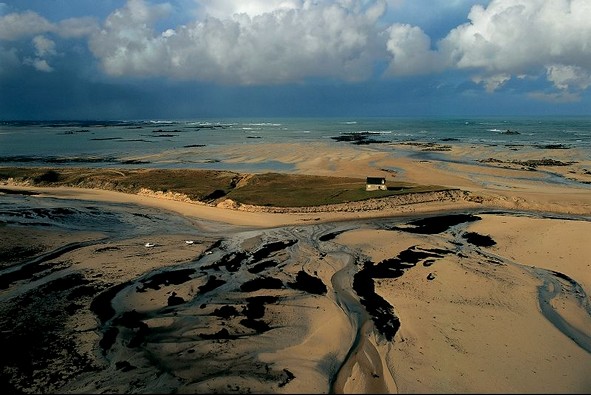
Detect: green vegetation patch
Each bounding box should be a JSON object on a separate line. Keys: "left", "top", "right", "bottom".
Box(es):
{"left": 0, "top": 167, "right": 239, "bottom": 201}
{"left": 223, "top": 173, "right": 450, "bottom": 207}
{"left": 0, "top": 167, "right": 452, "bottom": 207}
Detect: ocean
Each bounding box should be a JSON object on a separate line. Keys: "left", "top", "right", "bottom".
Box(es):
{"left": 1, "top": 117, "right": 589, "bottom": 172}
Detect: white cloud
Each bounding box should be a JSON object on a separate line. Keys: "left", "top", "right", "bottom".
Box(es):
{"left": 23, "top": 57, "right": 53, "bottom": 72}
{"left": 384, "top": 23, "right": 443, "bottom": 76}
{"left": 32, "top": 35, "right": 56, "bottom": 57}
{"left": 546, "top": 64, "right": 591, "bottom": 91}
{"left": 0, "top": 10, "right": 98, "bottom": 75}
{"left": 87, "top": 0, "right": 173, "bottom": 77}
{"left": 89, "top": 0, "right": 387, "bottom": 84}
{"left": 436, "top": 0, "right": 591, "bottom": 91}
{"left": 57, "top": 17, "right": 100, "bottom": 38}
{"left": 380, "top": 0, "right": 591, "bottom": 96}
{"left": 471, "top": 73, "right": 510, "bottom": 92}
{"left": 0, "top": 11, "right": 53, "bottom": 40}
{"left": 197, "top": 0, "right": 303, "bottom": 19}
{"left": 23, "top": 35, "right": 58, "bottom": 72}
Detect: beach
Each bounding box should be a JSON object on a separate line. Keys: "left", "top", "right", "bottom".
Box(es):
{"left": 1, "top": 136, "right": 590, "bottom": 394}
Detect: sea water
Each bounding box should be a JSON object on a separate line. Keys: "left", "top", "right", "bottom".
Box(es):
{"left": 1, "top": 117, "right": 589, "bottom": 171}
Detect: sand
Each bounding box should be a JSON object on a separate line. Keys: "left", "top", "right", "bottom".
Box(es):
{"left": 0, "top": 139, "right": 590, "bottom": 394}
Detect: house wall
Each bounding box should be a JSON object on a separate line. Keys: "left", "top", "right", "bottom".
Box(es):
{"left": 366, "top": 184, "right": 387, "bottom": 191}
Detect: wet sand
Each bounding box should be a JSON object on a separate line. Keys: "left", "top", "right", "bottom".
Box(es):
{"left": 1, "top": 139, "right": 590, "bottom": 394}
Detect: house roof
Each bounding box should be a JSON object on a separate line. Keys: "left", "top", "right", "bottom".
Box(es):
{"left": 366, "top": 177, "right": 385, "bottom": 184}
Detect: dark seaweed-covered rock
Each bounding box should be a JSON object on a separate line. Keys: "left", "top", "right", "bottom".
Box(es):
{"left": 514, "top": 158, "right": 574, "bottom": 167}
{"left": 243, "top": 296, "right": 278, "bottom": 320}
{"left": 115, "top": 310, "right": 148, "bottom": 328}
{"left": 90, "top": 282, "right": 131, "bottom": 323}
{"left": 199, "top": 328, "right": 233, "bottom": 340}
{"left": 211, "top": 305, "right": 239, "bottom": 319}
{"left": 398, "top": 247, "right": 446, "bottom": 264}
{"left": 535, "top": 144, "right": 570, "bottom": 149}
{"left": 369, "top": 259, "right": 410, "bottom": 278}
{"left": 203, "top": 251, "right": 249, "bottom": 272}
{"left": 462, "top": 232, "right": 496, "bottom": 247}
{"left": 331, "top": 132, "right": 389, "bottom": 145}
{"left": 99, "top": 327, "right": 119, "bottom": 354}
{"left": 287, "top": 271, "right": 327, "bottom": 295}
{"left": 115, "top": 361, "right": 137, "bottom": 372}
{"left": 251, "top": 239, "right": 298, "bottom": 262}
{"left": 391, "top": 214, "right": 481, "bottom": 234}
{"left": 318, "top": 230, "right": 346, "bottom": 241}
{"left": 112, "top": 310, "right": 151, "bottom": 348}
{"left": 198, "top": 275, "right": 226, "bottom": 294}
{"left": 127, "top": 322, "right": 150, "bottom": 348}
{"left": 240, "top": 318, "right": 271, "bottom": 333}
{"left": 167, "top": 292, "right": 186, "bottom": 306}
{"left": 136, "top": 268, "right": 196, "bottom": 291}
{"left": 352, "top": 262, "right": 400, "bottom": 341}
{"left": 278, "top": 369, "right": 295, "bottom": 387}
{"left": 370, "top": 246, "right": 451, "bottom": 278}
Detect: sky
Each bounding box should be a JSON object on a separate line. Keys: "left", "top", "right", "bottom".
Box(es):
{"left": 0, "top": 0, "right": 590, "bottom": 120}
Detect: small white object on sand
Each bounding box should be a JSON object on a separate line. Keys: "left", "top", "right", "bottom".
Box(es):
{"left": 144, "top": 242, "right": 155, "bottom": 247}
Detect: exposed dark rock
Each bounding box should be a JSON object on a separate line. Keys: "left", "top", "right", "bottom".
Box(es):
{"left": 251, "top": 239, "right": 298, "bottom": 262}
{"left": 248, "top": 259, "right": 279, "bottom": 274}
{"left": 211, "top": 305, "right": 239, "bottom": 319}
{"left": 287, "top": 270, "right": 327, "bottom": 295}
{"left": 136, "top": 268, "right": 196, "bottom": 292}
{"left": 243, "top": 296, "right": 278, "bottom": 320}
{"left": 115, "top": 361, "right": 137, "bottom": 372}
{"left": 167, "top": 292, "right": 186, "bottom": 306}
{"left": 318, "top": 230, "right": 346, "bottom": 241}
{"left": 390, "top": 214, "right": 481, "bottom": 234}
{"left": 199, "top": 328, "right": 233, "bottom": 340}
{"left": 240, "top": 318, "right": 271, "bottom": 333}
{"left": 278, "top": 369, "right": 295, "bottom": 388}
{"left": 352, "top": 261, "right": 400, "bottom": 341}
{"left": 91, "top": 282, "right": 131, "bottom": 323}
{"left": 331, "top": 132, "right": 389, "bottom": 145}
{"left": 202, "top": 251, "right": 249, "bottom": 272}
{"left": 198, "top": 275, "right": 226, "bottom": 294}
{"left": 462, "top": 232, "right": 496, "bottom": 247}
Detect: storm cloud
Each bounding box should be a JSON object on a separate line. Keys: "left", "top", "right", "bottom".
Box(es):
{"left": 1, "top": 0, "right": 590, "bottom": 118}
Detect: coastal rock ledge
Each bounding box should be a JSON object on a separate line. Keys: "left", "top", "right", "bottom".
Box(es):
{"left": 217, "top": 189, "right": 472, "bottom": 214}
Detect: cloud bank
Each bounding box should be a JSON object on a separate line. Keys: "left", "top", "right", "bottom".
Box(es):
{"left": 1, "top": 0, "right": 590, "bottom": 99}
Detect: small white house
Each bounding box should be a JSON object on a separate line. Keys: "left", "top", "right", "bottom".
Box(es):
{"left": 366, "top": 177, "right": 387, "bottom": 191}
